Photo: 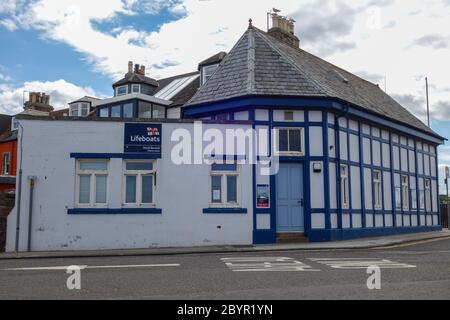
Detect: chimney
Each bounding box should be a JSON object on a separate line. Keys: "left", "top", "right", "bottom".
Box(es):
{"left": 134, "top": 64, "right": 140, "bottom": 73}
{"left": 268, "top": 13, "right": 300, "bottom": 48}
{"left": 139, "top": 65, "right": 146, "bottom": 75}
{"left": 24, "top": 92, "right": 54, "bottom": 112}
{"left": 128, "top": 61, "right": 133, "bottom": 73}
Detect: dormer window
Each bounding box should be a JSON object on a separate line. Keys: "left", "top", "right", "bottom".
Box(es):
{"left": 70, "top": 103, "right": 90, "bottom": 117}
{"left": 116, "top": 85, "right": 128, "bottom": 96}
{"left": 131, "top": 84, "right": 140, "bottom": 94}
{"left": 201, "top": 64, "right": 219, "bottom": 85}
{"left": 70, "top": 105, "right": 78, "bottom": 117}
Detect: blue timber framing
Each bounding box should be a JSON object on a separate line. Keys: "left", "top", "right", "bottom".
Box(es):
{"left": 184, "top": 96, "right": 444, "bottom": 243}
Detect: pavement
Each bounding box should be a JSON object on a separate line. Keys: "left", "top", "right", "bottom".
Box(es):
{"left": 0, "top": 236, "right": 449, "bottom": 299}
{"left": 1, "top": 230, "right": 449, "bottom": 260}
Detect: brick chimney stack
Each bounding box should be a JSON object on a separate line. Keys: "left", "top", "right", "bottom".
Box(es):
{"left": 128, "top": 61, "right": 133, "bottom": 74}
{"left": 24, "top": 92, "right": 54, "bottom": 112}
{"left": 268, "top": 13, "right": 300, "bottom": 48}
{"left": 139, "top": 65, "right": 146, "bottom": 75}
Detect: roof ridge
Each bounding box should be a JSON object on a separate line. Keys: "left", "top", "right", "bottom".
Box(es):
{"left": 247, "top": 28, "right": 256, "bottom": 94}
{"left": 253, "top": 29, "right": 329, "bottom": 97}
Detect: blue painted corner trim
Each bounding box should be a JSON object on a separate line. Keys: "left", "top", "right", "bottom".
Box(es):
{"left": 203, "top": 208, "right": 248, "bottom": 214}
{"left": 68, "top": 208, "right": 162, "bottom": 215}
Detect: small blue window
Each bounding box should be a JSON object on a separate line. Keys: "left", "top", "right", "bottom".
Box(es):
{"left": 123, "top": 103, "right": 134, "bottom": 118}
{"left": 99, "top": 108, "right": 109, "bottom": 118}
{"left": 111, "top": 105, "right": 121, "bottom": 118}
{"left": 215, "top": 114, "right": 230, "bottom": 121}
{"left": 117, "top": 86, "right": 127, "bottom": 96}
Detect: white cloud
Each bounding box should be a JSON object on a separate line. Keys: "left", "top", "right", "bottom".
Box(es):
{"left": 0, "top": 72, "right": 12, "bottom": 81}
{"left": 0, "top": 0, "right": 449, "bottom": 123}
{"left": 0, "top": 18, "right": 17, "bottom": 31}
{"left": 0, "top": 79, "right": 97, "bottom": 115}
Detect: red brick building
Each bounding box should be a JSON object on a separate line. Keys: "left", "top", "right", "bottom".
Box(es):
{"left": 0, "top": 115, "right": 17, "bottom": 193}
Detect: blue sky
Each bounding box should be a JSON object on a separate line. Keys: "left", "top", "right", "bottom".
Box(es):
{"left": 0, "top": 0, "right": 449, "bottom": 192}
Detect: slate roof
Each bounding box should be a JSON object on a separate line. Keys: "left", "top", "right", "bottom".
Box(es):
{"left": 68, "top": 96, "right": 101, "bottom": 105}
{"left": 113, "top": 73, "right": 159, "bottom": 88}
{"left": 186, "top": 26, "right": 438, "bottom": 137}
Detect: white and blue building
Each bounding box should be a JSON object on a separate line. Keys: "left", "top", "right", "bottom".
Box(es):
{"left": 5, "top": 17, "right": 445, "bottom": 252}
{"left": 182, "top": 18, "right": 445, "bottom": 243}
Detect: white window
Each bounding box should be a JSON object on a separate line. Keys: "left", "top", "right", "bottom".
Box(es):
{"left": 419, "top": 188, "right": 425, "bottom": 210}
{"left": 116, "top": 85, "right": 128, "bottom": 96}
{"left": 210, "top": 163, "right": 239, "bottom": 207}
{"left": 275, "top": 128, "right": 304, "bottom": 155}
{"left": 201, "top": 64, "right": 219, "bottom": 85}
{"left": 69, "top": 105, "right": 78, "bottom": 117}
{"left": 402, "top": 176, "right": 409, "bottom": 210}
{"left": 123, "top": 161, "right": 155, "bottom": 207}
{"left": 395, "top": 187, "right": 402, "bottom": 210}
{"left": 76, "top": 160, "right": 108, "bottom": 207}
{"left": 2, "top": 153, "right": 11, "bottom": 175}
{"left": 411, "top": 188, "right": 417, "bottom": 210}
{"left": 80, "top": 103, "right": 89, "bottom": 116}
{"left": 373, "top": 170, "right": 382, "bottom": 209}
{"left": 340, "top": 165, "right": 349, "bottom": 209}
{"left": 70, "top": 103, "right": 89, "bottom": 117}
{"left": 131, "top": 84, "right": 140, "bottom": 93}
{"left": 425, "top": 179, "right": 431, "bottom": 212}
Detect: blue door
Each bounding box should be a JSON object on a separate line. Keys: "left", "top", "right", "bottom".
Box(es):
{"left": 276, "top": 163, "right": 304, "bottom": 232}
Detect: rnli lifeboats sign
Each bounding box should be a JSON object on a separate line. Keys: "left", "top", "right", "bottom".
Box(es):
{"left": 124, "top": 123, "right": 162, "bottom": 156}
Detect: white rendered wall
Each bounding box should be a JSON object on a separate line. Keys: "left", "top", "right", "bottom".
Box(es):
{"left": 6, "top": 120, "right": 254, "bottom": 251}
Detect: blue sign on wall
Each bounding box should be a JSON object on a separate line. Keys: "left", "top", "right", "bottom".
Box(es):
{"left": 124, "top": 123, "right": 162, "bottom": 156}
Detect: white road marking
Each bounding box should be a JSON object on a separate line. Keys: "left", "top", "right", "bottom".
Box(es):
{"left": 308, "top": 258, "right": 416, "bottom": 269}
{"left": 222, "top": 257, "right": 320, "bottom": 272}
{"left": 1, "top": 264, "right": 180, "bottom": 271}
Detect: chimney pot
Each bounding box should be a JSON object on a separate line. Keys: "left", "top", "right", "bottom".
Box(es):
{"left": 268, "top": 13, "right": 300, "bottom": 48}
{"left": 140, "top": 65, "right": 146, "bottom": 75}
{"left": 128, "top": 61, "right": 133, "bottom": 73}
{"left": 134, "top": 64, "right": 140, "bottom": 73}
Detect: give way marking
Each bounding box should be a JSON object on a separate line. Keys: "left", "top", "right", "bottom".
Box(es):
{"left": 308, "top": 258, "right": 416, "bottom": 269}
{"left": 1, "top": 264, "right": 180, "bottom": 271}
{"left": 221, "top": 257, "right": 320, "bottom": 272}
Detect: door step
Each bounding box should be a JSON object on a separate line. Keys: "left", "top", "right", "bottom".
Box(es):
{"left": 276, "top": 233, "right": 308, "bottom": 244}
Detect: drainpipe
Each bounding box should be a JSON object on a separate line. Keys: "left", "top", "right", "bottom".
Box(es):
{"left": 14, "top": 123, "right": 24, "bottom": 253}
{"left": 27, "top": 176, "right": 36, "bottom": 252}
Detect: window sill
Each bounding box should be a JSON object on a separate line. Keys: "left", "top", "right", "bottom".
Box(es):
{"left": 203, "top": 208, "right": 247, "bottom": 214}
{"left": 68, "top": 208, "right": 162, "bottom": 215}
{"left": 275, "top": 152, "right": 304, "bottom": 157}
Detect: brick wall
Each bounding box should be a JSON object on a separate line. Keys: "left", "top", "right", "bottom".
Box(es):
{"left": 0, "top": 192, "right": 14, "bottom": 252}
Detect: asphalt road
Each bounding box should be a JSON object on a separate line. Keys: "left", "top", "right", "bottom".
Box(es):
{"left": 0, "top": 238, "right": 449, "bottom": 300}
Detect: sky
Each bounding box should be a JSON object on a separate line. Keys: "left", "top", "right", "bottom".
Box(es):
{"left": 0, "top": 0, "right": 449, "bottom": 192}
